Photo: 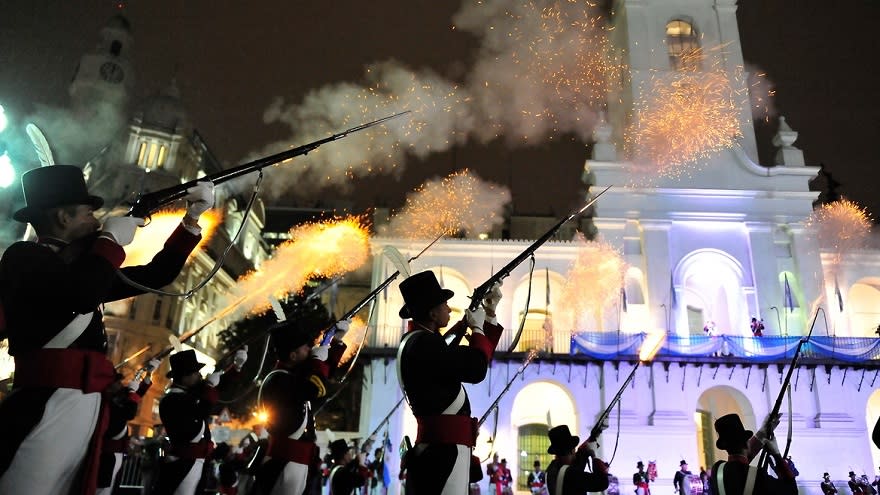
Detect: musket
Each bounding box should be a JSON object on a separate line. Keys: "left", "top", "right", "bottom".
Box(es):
{"left": 360, "top": 397, "right": 406, "bottom": 453}
{"left": 451, "top": 186, "right": 611, "bottom": 349}
{"left": 114, "top": 344, "right": 152, "bottom": 370}
{"left": 589, "top": 362, "right": 640, "bottom": 443}
{"left": 478, "top": 351, "right": 538, "bottom": 426}
{"left": 761, "top": 308, "right": 821, "bottom": 463}
{"left": 126, "top": 111, "right": 411, "bottom": 218}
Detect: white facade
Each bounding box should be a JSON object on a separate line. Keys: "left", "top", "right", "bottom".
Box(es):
{"left": 352, "top": 1, "right": 880, "bottom": 494}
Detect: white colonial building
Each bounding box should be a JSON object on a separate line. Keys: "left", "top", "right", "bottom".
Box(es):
{"left": 350, "top": 1, "right": 880, "bottom": 494}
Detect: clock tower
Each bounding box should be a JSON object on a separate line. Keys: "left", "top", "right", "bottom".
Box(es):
{"left": 69, "top": 15, "right": 135, "bottom": 107}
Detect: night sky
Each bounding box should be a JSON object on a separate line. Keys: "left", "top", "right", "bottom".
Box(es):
{"left": 0, "top": 0, "right": 878, "bottom": 218}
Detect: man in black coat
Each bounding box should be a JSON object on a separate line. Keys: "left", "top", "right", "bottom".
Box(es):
{"left": 673, "top": 460, "right": 692, "bottom": 495}
{"left": 327, "top": 439, "right": 368, "bottom": 495}
{"left": 396, "top": 271, "right": 504, "bottom": 495}
{"left": 156, "top": 348, "right": 246, "bottom": 495}
{"left": 545, "top": 425, "right": 609, "bottom": 494}
{"left": 709, "top": 413, "right": 797, "bottom": 495}
{"left": 0, "top": 165, "right": 211, "bottom": 494}
{"left": 252, "top": 317, "right": 348, "bottom": 495}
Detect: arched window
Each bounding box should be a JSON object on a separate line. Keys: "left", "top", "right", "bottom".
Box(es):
{"left": 666, "top": 19, "right": 701, "bottom": 71}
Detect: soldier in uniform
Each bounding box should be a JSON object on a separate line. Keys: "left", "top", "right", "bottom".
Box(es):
{"left": 97, "top": 358, "right": 160, "bottom": 495}
{"left": 709, "top": 413, "right": 797, "bottom": 495}
{"left": 633, "top": 461, "right": 650, "bottom": 495}
{"left": 156, "top": 348, "right": 247, "bottom": 495}
{"left": 0, "top": 165, "right": 211, "bottom": 494}
{"left": 527, "top": 459, "right": 547, "bottom": 495}
{"left": 673, "top": 460, "right": 692, "bottom": 495}
{"left": 327, "top": 439, "right": 369, "bottom": 495}
{"left": 544, "top": 425, "right": 609, "bottom": 494}
{"left": 820, "top": 472, "right": 838, "bottom": 494}
{"left": 396, "top": 271, "right": 504, "bottom": 495}
{"left": 252, "top": 318, "right": 349, "bottom": 495}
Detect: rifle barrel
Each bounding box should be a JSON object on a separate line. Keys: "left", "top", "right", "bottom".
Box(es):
{"left": 590, "top": 361, "right": 640, "bottom": 441}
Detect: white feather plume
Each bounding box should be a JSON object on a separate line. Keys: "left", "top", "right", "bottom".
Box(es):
{"left": 382, "top": 245, "right": 411, "bottom": 278}
{"left": 168, "top": 335, "right": 183, "bottom": 353}
{"left": 25, "top": 123, "right": 55, "bottom": 167}
{"left": 269, "top": 296, "right": 287, "bottom": 322}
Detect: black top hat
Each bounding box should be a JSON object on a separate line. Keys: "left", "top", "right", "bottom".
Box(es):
{"left": 849, "top": 471, "right": 857, "bottom": 477}
{"left": 547, "top": 425, "right": 579, "bottom": 455}
{"left": 271, "top": 319, "right": 323, "bottom": 359}
{"left": 714, "top": 414, "right": 753, "bottom": 450}
{"left": 637, "top": 461, "right": 644, "bottom": 468}
{"left": 329, "top": 439, "right": 350, "bottom": 461}
{"left": 13, "top": 165, "right": 103, "bottom": 223}
{"left": 680, "top": 460, "right": 688, "bottom": 466}
{"left": 533, "top": 459, "right": 541, "bottom": 467}
{"left": 167, "top": 350, "right": 205, "bottom": 379}
{"left": 823, "top": 472, "right": 829, "bottom": 478}
{"left": 398, "top": 271, "right": 454, "bottom": 319}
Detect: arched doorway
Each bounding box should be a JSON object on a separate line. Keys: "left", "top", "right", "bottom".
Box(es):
{"left": 511, "top": 381, "right": 577, "bottom": 491}
{"left": 848, "top": 278, "right": 880, "bottom": 337}
{"left": 674, "top": 250, "right": 748, "bottom": 338}
{"left": 695, "top": 386, "right": 755, "bottom": 471}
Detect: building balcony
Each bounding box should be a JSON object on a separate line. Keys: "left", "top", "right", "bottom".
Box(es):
{"left": 362, "top": 326, "right": 880, "bottom": 368}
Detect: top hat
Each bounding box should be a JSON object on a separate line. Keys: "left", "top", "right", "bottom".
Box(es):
{"left": 167, "top": 350, "right": 205, "bottom": 379}
{"left": 637, "top": 461, "right": 644, "bottom": 468}
{"left": 13, "top": 165, "right": 103, "bottom": 223}
{"left": 714, "top": 414, "right": 753, "bottom": 450}
{"left": 398, "top": 271, "right": 454, "bottom": 319}
{"left": 849, "top": 471, "right": 857, "bottom": 477}
{"left": 547, "top": 425, "right": 579, "bottom": 455}
{"left": 680, "top": 460, "right": 688, "bottom": 466}
{"left": 823, "top": 472, "right": 829, "bottom": 478}
{"left": 533, "top": 459, "right": 541, "bottom": 467}
{"left": 271, "top": 319, "right": 323, "bottom": 359}
{"left": 329, "top": 439, "right": 350, "bottom": 461}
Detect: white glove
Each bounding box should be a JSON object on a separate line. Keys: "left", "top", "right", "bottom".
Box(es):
{"left": 101, "top": 216, "right": 145, "bottom": 246}
{"left": 206, "top": 371, "right": 222, "bottom": 387}
{"left": 756, "top": 413, "right": 780, "bottom": 441}
{"left": 310, "top": 344, "right": 330, "bottom": 362}
{"left": 233, "top": 345, "right": 248, "bottom": 371}
{"left": 465, "top": 308, "right": 486, "bottom": 333}
{"left": 184, "top": 181, "right": 215, "bottom": 220}
{"left": 334, "top": 319, "right": 351, "bottom": 339}
{"left": 145, "top": 358, "right": 162, "bottom": 372}
{"left": 127, "top": 376, "right": 142, "bottom": 393}
{"left": 762, "top": 436, "right": 781, "bottom": 456}
{"left": 483, "top": 281, "right": 503, "bottom": 314}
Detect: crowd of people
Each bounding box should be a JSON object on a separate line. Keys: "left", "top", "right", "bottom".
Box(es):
{"left": 0, "top": 165, "right": 860, "bottom": 495}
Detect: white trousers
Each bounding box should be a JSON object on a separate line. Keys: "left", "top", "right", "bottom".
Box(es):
{"left": 268, "top": 458, "right": 309, "bottom": 495}
{"left": 0, "top": 388, "right": 101, "bottom": 495}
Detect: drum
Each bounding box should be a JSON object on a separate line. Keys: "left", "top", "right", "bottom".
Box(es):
{"left": 682, "top": 474, "right": 703, "bottom": 495}
{"left": 606, "top": 475, "right": 620, "bottom": 495}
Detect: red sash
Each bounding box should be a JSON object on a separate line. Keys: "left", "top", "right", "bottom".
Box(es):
{"left": 13, "top": 348, "right": 116, "bottom": 495}
{"left": 267, "top": 436, "right": 317, "bottom": 465}
{"left": 415, "top": 415, "right": 478, "bottom": 447}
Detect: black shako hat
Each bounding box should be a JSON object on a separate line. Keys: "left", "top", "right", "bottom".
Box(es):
{"left": 13, "top": 165, "right": 104, "bottom": 223}
{"left": 714, "top": 413, "right": 753, "bottom": 450}
{"left": 271, "top": 319, "right": 322, "bottom": 359}
{"left": 398, "top": 271, "right": 454, "bottom": 319}
{"left": 329, "top": 439, "right": 350, "bottom": 461}
{"left": 167, "top": 350, "right": 206, "bottom": 379}
{"left": 547, "top": 425, "right": 579, "bottom": 455}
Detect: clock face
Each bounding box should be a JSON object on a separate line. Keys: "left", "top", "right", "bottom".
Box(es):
{"left": 100, "top": 62, "right": 124, "bottom": 84}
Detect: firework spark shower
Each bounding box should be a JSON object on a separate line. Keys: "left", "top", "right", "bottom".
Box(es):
{"left": 380, "top": 169, "right": 511, "bottom": 240}
{"left": 556, "top": 234, "right": 626, "bottom": 333}
{"left": 249, "top": 0, "right": 621, "bottom": 199}
{"left": 806, "top": 199, "right": 872, "bottom": 266}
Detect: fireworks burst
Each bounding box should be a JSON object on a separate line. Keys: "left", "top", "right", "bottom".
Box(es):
{"left": 557, "top": 234, "right": 626, "bottom": 332}
{"left": 122, "top": 209, "right": 222, "bottom": 267}
{"left": 230, "top": 217, "right": 371, "bottom": 318}
{"left": 380, "top": 169, "right": 511, "bottom": 240}
{"left": 806, "top": 199, "right": 872, "bottom": 265}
